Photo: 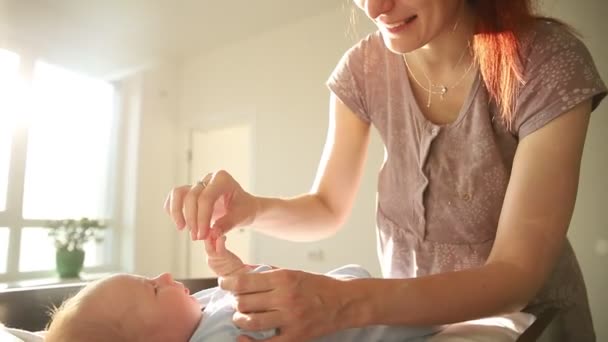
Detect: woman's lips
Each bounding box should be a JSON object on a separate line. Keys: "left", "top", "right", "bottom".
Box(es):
{"left": 383, "top": 15, "right": 418, "bottom": 34}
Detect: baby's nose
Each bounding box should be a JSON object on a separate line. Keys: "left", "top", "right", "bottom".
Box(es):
{"left": 155, "top": 272, "right": 174, "bottom": 284}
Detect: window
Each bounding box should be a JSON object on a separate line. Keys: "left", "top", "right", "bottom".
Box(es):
{"left": 0, "top": 228, "right": 9, "bottom": 274}
{"left": 24, "top": 61, "right": 115, "bottom": 220}
{"left": 0, "top": 48, "right": 116, "bottom": 282}
{"left": 0, "top": 49, "right": 20, "bottom": 212}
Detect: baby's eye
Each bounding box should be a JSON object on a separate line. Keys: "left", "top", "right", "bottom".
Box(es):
{"left": 151, "top": 282, "right": 159, "bottom": 295}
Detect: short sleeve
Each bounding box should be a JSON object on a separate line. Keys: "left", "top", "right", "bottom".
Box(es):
{"left": 513, "top": 21, "right": 607, "bottom": 139}
{"left": 326, "top": 35, "right": 373, "bottom": 123}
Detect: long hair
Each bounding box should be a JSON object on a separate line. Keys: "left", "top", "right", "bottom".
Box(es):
{"left": 348, "top": 0, "right": 570, "bottom": 126}
{"left": 469, "top": 0, "right": 543, "bottom": 126}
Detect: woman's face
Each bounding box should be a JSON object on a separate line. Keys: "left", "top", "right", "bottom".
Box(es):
{"left": 353, "top": 0, "right": 465, "bottom": 53}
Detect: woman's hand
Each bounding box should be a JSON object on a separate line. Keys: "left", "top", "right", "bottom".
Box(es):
{"left": 204, "top": 235, "right": 250, "bottom": 277}
{"left": 164, "top": 170, "right": 259, "bottom": 240}
{"left": 220, "top": 269, "right": 351, "bottom": 342}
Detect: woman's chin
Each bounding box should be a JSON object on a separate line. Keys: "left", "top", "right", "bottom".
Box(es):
{"left": 381, "top": 37, "right": 423, "bottom": 55}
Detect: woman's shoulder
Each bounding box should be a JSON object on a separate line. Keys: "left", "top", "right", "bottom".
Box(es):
{"left": 527, "top": 18, "right": 577, "bottom": 37}
{"left": 519, "top": 19, "right": 589, "bottom": 64}
{"left": 512, "top": 18, "right": 606, "bottom": 138}
{"left": 516, "top": 18, "right": 602, "bottom": 87}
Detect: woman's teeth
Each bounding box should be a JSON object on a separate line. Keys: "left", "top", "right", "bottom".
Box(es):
{"left": 386, "top": 21, "right": 406, "bottom": 28}
{"left": 385, "top": 15, "right": 417, "bottom": 29}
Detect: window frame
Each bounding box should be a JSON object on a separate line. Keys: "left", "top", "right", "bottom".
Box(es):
{"left": 0, "top": 50, "right": 120, "bottom": 283}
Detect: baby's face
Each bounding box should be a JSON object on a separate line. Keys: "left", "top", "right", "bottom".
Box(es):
{"left": 90, "top": 273, "right": 203, "bottom": 341}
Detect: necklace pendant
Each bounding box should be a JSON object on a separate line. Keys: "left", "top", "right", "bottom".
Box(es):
{"left": 440, "top": 86, "right": 448, "bottom": 101}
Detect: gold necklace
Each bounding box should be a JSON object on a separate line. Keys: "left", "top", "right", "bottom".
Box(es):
{"left": 403, "top": 42, "right": 475, "bottom": 108}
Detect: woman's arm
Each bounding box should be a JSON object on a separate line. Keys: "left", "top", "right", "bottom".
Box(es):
{"left": 167, "top": 93, "right": 370, "bottom": 241}
{"left": 347, "top": 100, "right": 592, "bottom": 327}
{"left": 247, "top": 93, "right": 372, "bottom": 241}
{"left": 222, "top": 101, "right": 592, "bottom": 342}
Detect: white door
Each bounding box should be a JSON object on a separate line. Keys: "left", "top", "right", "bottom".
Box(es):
{"left": 188, "top": 124, "right": 253, "bottom": 278}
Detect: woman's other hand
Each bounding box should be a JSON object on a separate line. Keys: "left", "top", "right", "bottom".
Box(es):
{"left": 164, "top": 170, "right": 259, "bottom": 240}
{"left": 220, "top": 269, "right": 353, "bottom": 342}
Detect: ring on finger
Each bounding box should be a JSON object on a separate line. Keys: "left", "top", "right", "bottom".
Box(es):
{"left": 197, "top": 172, "right": 213, "bottom": 188}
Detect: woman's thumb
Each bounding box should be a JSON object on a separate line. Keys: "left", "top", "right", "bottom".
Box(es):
{"left": 211, "top": 214, "right": 237, "bottom": 236}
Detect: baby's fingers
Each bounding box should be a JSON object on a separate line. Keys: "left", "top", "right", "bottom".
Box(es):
{"left": 204, "top": 236, "right": 218, "bottom": 255}
{"left": 216, "top": 235, "right": 228, "bottom": 254}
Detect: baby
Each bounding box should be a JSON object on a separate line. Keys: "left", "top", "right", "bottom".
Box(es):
{"left": 45, "top": 236, "right": 438, "bottom": 342}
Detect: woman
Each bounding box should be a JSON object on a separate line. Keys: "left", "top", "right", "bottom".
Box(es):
{"left": 165, "top": 0, "right": 606, "bottom": 341}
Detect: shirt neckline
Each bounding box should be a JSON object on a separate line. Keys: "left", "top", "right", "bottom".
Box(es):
{"left": 399, "top": 54, "right": 482, "bottom": 131}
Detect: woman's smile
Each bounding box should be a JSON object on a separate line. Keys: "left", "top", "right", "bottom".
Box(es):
{"left": 380, "top": 15, "right": 419, "bottom": 34}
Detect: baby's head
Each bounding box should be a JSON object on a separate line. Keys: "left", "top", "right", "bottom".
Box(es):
{"left": 45, "top": 273, "right": 202, "bottom": 342}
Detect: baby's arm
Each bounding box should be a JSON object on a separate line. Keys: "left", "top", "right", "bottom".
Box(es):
{"left": 205, "top": 234, "right": 282, "bottom": 277}
{"left": 204, "top": 235, "right": 253, "bottom": 276}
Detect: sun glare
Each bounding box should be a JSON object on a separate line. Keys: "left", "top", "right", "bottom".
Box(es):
{"left": 22, "top": 61, "right": 115, "bottom": 220}
{"left": 0, "top": 49, "right": 22, "bottom": 212}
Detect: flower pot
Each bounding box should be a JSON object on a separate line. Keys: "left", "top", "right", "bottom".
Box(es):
{"left": 55, "top": 247, "right": 85, "bottom": 279}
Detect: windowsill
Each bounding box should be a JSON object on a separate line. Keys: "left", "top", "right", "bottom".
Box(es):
{"left": 0, "top": 272, "right": 113, "bottom": 291}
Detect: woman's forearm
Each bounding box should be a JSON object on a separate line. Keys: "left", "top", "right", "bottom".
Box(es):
{"left": 340, "top": 262, "right": 532, "bottom": 328}
{"left": 250, "top": 194, "right": 344, "bottom": 242}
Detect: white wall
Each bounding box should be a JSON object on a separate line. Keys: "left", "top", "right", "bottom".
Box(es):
{"left": 177, "top": 6, "right": 382, "bottom": 276}
{"left": 5, "top": 0, "right": 597, "bottom": 335}
{"left": 542, "top": 0, "right": 608, "bottom": 338}
{"left": 172, "top": 0, "right": 607, "bottom": 337}
{"left": 117, "top": 64, "right": 180, "bottom": 277}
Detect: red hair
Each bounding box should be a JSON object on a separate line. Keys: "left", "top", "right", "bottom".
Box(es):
{"left": 469, "top": 0, "right": 538, "bottom": 127}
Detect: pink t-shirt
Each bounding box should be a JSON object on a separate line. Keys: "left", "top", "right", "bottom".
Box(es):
{"left": 327, "top": 20, "right": 606, "bottom": 341}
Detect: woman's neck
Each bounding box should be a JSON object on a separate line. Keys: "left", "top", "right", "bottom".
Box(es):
{"left": 410, "top": 4, "right": 476, "bottom": 73}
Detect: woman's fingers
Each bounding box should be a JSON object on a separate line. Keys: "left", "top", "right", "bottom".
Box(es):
{"left": 234, "top": 289, "right": 281, "bottom": 314}
{"left": 220, "top": 270, "right": 277, "bottom": 294}
{"left": 184, "top": 182, "right": 206, "bottom": 240}
{"left": 163, "top": 192, "right": 171, "bottom": 214}
{"left": 223, "top": 272, "right": 298, "bottom": 312}
{"left": 165, "top": 169, "right": 255, "bottom": 241}
{"left": 233, "top": 310, "right": 284, "bottom": 332}
{"left": 187, "top": 171, "right": 228, "bottom": 240}
{"left": 168, "top": 186, "right": 190, "bottom": 230}
{"left": 223, "top": 270, "right": 345, "bottom": 341}
{"left": 210, "top": 204, "right": 238, "bottom": 236}
{"left": 195, "top": 171, "right": 234, "bottom": 239}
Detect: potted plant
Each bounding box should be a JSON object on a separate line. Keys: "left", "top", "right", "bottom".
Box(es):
{"left": 46, "top": 217, "right": 107, "bottom": 278}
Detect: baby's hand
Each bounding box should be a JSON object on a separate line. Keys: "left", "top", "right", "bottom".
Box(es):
{"left": 204, "top": 234, "right": 248, "bottom": 277}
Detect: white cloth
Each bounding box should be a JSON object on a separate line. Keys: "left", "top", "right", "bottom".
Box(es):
{"left": 0, "top": 323, "right": 44, "bottom": 342}
{"left": 429, "top": 312, "right": 536, "bottom": 342}
{"left": 188, "top": 264, "right": 439, "bottom": 342}
{"left": 187, "top": 264, "right": 535, "bottom": 341}
{"left": 0, "top": 265, "right": 535, "bottom": 342}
